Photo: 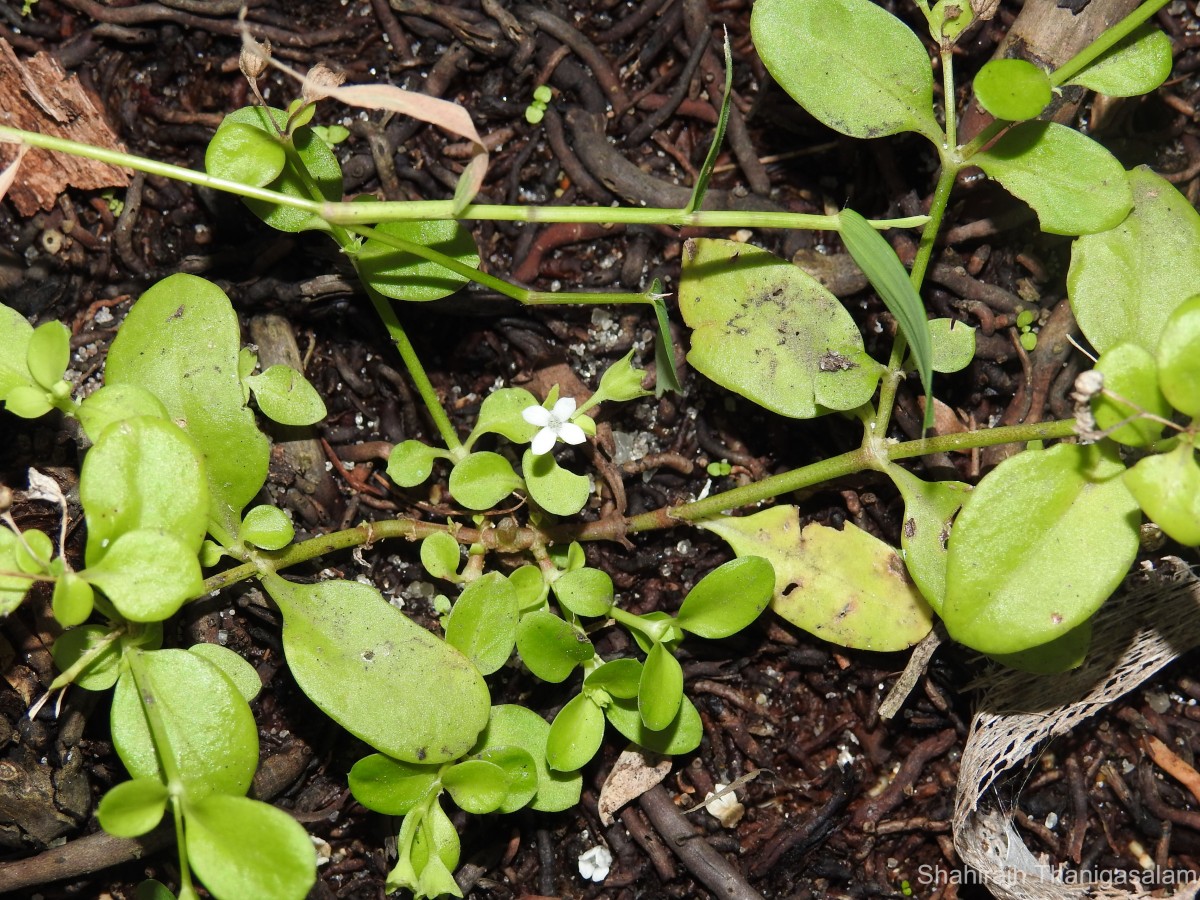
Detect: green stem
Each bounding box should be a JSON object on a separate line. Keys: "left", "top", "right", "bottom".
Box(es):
{"left": 125, "top": 651, "right": 184, "bottom": 788}
{"left": 607, "top": 604, "right": 657, "bottom": 638}
{"left": 47, "top": 627, "right": 123, "bottom": 692}
{"left": 941, "top": 47, "right": 958, "bottom": 151}
{"left": 358, "top": 287, "right": 464, "bottom": 454}
{"left": 870, "top": 154, "right": 959, "bottom": 439}
{"left": 0, "top": 125, "right": 928, "bottom": 233}
{"left": 627, "top": 417, "right": 1078, "bottom": 529}
{"left": 911, "top": 155, "right": 959, "bottom": 291}
{"left": 327, "top": 199, "right": 928, "bottom": 232}
{"left": 347, "top": 225, "right": 653, "bottom": 308}
{"left": 200, "top": 417, "right": 1079, "bottom": 594}
{"left": 1049, "top": 0, "right": 1172, "bottom": 87}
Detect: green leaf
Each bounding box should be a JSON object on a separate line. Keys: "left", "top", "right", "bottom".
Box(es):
{"left": 348, "top": 754, "right": 440, "bottom": 816}
{"left": 184, "top": 794, "right": 316, "bottom": 900}
{"left": 83, "top": 529, "right": 203, "bottom": 622}
{"left": 515, "top": 609, "right": 594, "bottom": 682}
{"left": 1067, "top": 25, "right": 1172, "bottom": 98}
{"left": 522, "top": 449, "right": 591, "bottom": 516}
{"left": 750, "top": 0, "right": 940, "bottom": 142}
{"left": 239, "top": 504, "right": 295, "bottom": 551}
{"left": 81, "top": 416, "right": 208, "bottom": 567}
{"left": 202, "top": 121, "right": 287, "bottom": 188}
{"left": 262, "top": 574, "right": 490, "bottom": 763}
{"left": 605, "top": 693, "right": 702, "bottom": 755}
{"left": 928, "top": 318, "right": 976, "bottom": 374}
{"left": 244, "top": 364, "right": 326, "bottom": 427}
{"left": 445, "top": 572, "right": 518, "bottom": 675}
{"left": 387, "top": 440, "right": 448, "bottom": 488}
{"left": 187, "top": 644, "right": 261, "bottom": 702}
{"left": 77, "top": 384, "right": 170, "bottom": 443}
{"left": 1092, "top": 343, "right": 1171, "bottom": 446}
{"left": 585, "top": 658, "right": 642, "bottom": 699}
{"left": 27, "top": 320, "right": 70, "bottom": 391}
{"left": 546, "top": 692, "right": 605, "bottom": 771}
{"left": 943, "top": 443, "right": 1140, "bottom": 654}
{"left": 473, "top": 746, "right": 538, "bottom": 812}
{"left": 988, "top": 620, "right": 1092, "bottom": 674}
{"left": 638, "top": 642, "right": 683, "bottom": 731}
{"left": 96, "top": 778, "right": 169, "bottom": 838}
{"left": 206, "top": 106, "right": 342, "bottom": 233}
{"left": 972, "top": 121, "right": 1133, "bottom": 236}
{"left": 551, "top": 567, "right": 614, "bottom": 618}
{"left": 0, "top": 530, "right": 36, "bottom": 616}
{"left": 628, "top": 610, "right": 684, "bottom": 655}
{"left": 389, "top": 796, "right": 462, "bottom": 899}
{"left": 679, "top": 238, "right": 883, "bottom": 418}
{"left": 1070, "top": 168, "right": 1200, "bottom": 354}
{"left": 676, "top": 556, "right": 773, "bottom": 638}
{"left": 1124, "top": 442, "right": 1200, "bottom": 546}
{"left": 51, "top": 572, "right": 94, "bottom": 628}
{"left": 420, "top": 532, "right": 462, "bottom": 581}
{"left": 466, "top": 387, "right": 540, "bottom": 446}
{"left": 700, "top": 507, "right": 933, "bottom": 651}
{"left": 886, "top": 465, "right": 970, "bottom": 613}
{"left": 0, "top": 304, "right": 34, "bottom": 401}
{"left": 111, "top": 649, "right": 258, "bottom": 797}
{"left": 686, "top": 31, "right": 733, "bottom": 215}
{"left": 134, "top": 879, "right": 176, "bottom": 900}
{"left": 471, "top": 705, "right": 582, "bottom": 812}
{"left": 973, "top": 59, "right": 1052, "bottom": 121}
{"left": 354, "top": 218, "right": 480, "bottom": 302}
{"left": 442, "top": 759, "right": 509, "bottom": 814}
{"left": 14, "top": 527, "right": 52, "bottom": 573}
{"left": 449, "top": 451, "right": 522, "bottom": 510}
{"left": 106, "top": 274, "right": 269, "bottom": 544}
{"left": 650, "top": 286, "right": 683, "bottom": 397}
{"left": 2, "top": 384, "right": 51, "bottom": 418}
{"left": 509, "top": 565, "right": 547, "bottom": 613}
{"left": 1156, "top": 294, "right": 1200, "bottom": 417}
{"left": 52, "top": 625, "right": 121, "bottom": 691}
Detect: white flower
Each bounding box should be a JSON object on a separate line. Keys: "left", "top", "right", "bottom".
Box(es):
{"left": 704, "top": 783, "right": 745, "bottom": 827}
{"left": 577, "top": 845, "right": 612, "bottom": 882}
{"left": 523, "top": 397, "right": 587, "bottom": 455}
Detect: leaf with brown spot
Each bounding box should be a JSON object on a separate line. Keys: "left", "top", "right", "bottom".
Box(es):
{"left": 698, "top": 506, "right": 933, "bottom": 651}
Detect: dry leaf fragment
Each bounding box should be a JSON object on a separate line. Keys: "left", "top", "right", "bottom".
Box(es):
{"left": 597, "top": 748, "right": 672, "bottom": 825}
{"left": 0, "top": 39, "right": 129, "bottom": 214}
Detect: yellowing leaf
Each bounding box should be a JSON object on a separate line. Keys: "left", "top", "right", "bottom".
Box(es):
{"left": 699, "top": 506, "right": 932, "bottom": 651}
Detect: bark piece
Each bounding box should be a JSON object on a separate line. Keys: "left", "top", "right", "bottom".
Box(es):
{"left": 0, "top": 39, "right": 129, "bottom": 215}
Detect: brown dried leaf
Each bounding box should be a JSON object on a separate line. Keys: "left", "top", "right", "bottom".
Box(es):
{"left": 597, "top": 748, "right": 672, "bottom": 826}
{"left": 238, "top": 26, "right": 487, "bottom": 209}
{"left": 971, "top": 0, "right": 1001, "bottom": 21}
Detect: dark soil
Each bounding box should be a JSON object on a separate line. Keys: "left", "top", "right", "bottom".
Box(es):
{"left": 2, "top": 1, "right": 1200, "bottom": 899}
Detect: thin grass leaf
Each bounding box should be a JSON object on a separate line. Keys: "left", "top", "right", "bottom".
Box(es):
{"left": 649, "top": 282, "right": 683, "bottom": 396}
{"left": 839, "top": 208, "right": 932, "bottom": 427}
{"left": 685, "top": 30, "right": 733, "bottom": 216}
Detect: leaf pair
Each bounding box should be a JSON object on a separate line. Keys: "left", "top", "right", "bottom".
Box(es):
{"left": 100, "top": 647, "right": 316, "bottom": 900}
{"left": 0, "top": 312, "right": 72, "bottom": 419}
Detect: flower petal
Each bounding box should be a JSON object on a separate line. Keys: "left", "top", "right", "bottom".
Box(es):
{"left": 522, "top": 405, "right": 551, "bottom": 427}
{"left": 558, "top": 421, "right": 587, "bottom": 445}
{"left": 551, "top": 396, "right": 577, "bottom": 419}
{"left": 530, "top": 428, "right": 556, "bottom": 456}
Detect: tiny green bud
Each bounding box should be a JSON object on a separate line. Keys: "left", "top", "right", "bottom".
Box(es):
{"left": 1019, "top": 331, "right": 1038, "bottom": 352}
{"left": 1015, "top": 309, "right": 1036, "bottom": 329}
{"left": 596, "top": 350, "right": 653, "bottom": 404}
{"left": 525, "top": 105, "right": 545, "bottom": 125}
{"left": 533, "top": 85, "right": 553, "bottom": 104}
